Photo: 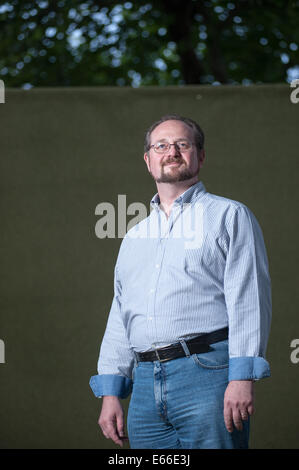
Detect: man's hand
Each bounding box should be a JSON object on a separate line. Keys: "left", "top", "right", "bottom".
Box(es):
{"left": 223, "top": 380, "right": 255, "bottom": 433}
{"left": 98, "top": 396, "right": 128, "bottom": 447}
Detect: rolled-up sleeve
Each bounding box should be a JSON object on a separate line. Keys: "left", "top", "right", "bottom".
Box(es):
{"left": 89, "top": 263, "right": 135, "bottom": 398}
{"left": 223, "top": 205, "right": 272, "bottom": 381}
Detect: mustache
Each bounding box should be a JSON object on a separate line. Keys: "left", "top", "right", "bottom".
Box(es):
{"left": 163, "top": 157, "right": 184, "bottom": 165}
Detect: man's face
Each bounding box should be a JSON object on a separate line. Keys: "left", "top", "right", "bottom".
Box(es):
{"left": 144, "top": 120, "right": 205, "bottom": 184}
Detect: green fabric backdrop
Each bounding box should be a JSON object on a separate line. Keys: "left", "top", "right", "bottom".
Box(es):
{"left": 0, "top": 85, "right": 298, "bottom": 448}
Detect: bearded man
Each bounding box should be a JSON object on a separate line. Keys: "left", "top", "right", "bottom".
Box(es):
{"left": 89, "top": 115, "right": 271, "bottom": 449}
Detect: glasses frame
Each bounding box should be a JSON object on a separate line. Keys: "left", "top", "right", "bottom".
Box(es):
{"left": 149, "top": 139, "right": 195, "bottom": 154}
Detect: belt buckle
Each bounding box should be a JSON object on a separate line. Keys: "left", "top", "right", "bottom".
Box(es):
{"left": 154, "top": 347, "right": 168, "bottom": 363}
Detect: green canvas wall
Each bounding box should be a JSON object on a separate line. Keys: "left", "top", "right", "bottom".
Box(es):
{"left": 0, "top": 85, "right": 298, "bottom": 448}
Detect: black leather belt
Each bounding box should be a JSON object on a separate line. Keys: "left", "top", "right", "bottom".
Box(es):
{"left": 135, "top": 327, "right": 228, "bottom": 363}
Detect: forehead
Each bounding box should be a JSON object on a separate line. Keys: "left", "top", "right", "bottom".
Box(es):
{"left": 150, "top": 120, "right": 194, "bottom": 142}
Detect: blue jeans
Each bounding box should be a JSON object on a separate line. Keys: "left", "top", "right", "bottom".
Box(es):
{"left": 127, "top": 340, "right": 250, "bottom": 449}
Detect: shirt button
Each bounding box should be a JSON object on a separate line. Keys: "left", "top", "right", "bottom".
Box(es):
{"left": 150, "top": 289, "right": 154, "bottom": 293}
{"left": 155, "top": 264, "right": 160, "bottom": 268}
{"left": 149, "top": 317, "right": 153, "bottom": 321}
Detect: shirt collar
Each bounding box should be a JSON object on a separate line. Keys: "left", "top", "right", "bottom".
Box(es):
{"left": 150, "top": 180, "right": 206, "bottom": 210}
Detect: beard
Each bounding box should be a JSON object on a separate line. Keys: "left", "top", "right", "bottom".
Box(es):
{"left": 149, "top": 157, "right": 199, "bottom": 183}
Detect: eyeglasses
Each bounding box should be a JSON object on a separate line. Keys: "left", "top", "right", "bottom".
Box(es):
{"left": 149, "top": 139, "right": 194, "bottom": 154}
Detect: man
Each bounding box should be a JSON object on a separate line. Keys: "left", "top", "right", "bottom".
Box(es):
{"left": 89, "top": 115, "right": 271, "bottom": 449}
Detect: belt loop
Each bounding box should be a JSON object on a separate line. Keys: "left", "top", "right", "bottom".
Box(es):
{"left": 133, "top": 350, "right": 139, "bottom": 364}
{"left": 179, "top": 339, "right": 191, "bottom": 357}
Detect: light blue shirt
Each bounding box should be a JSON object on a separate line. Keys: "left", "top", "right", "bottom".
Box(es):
{"left": 90, "top": 181, "right": 272, "bottom": 398}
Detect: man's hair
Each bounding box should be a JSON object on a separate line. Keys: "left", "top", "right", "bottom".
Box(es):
{"left": 144, "top": 114, "right": 205, "bottom": 154}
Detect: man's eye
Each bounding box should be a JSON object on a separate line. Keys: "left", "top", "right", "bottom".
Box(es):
{"left": 157, "top": 143, "right": 167, "bottom": 150}
{"left": 178, "top": 141, "right": 188, "bottom": 149}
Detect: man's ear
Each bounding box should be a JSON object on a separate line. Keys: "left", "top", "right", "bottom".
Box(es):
{"left": 198, "top": 149, "right": 206, "bottom": 169}
{"left": 144, "top": 152, "right": 150, "bottom": 172}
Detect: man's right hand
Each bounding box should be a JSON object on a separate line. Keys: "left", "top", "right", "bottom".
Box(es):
{"left": 98, "top": 396, "right": 128, "bottom": 447}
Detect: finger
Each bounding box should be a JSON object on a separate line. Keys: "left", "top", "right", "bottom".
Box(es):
{"left": 107, "top": 423, "right": 125, "bottom": 447}
{"left": 239, "top": 407, "right": 249, "bottom": 421}
{"left": 247, "top": 404, "right": 255, "bottom": 416}
{"left": 101, "top": 422, "right": 124, "bottom": 447}
{"left": 116, "top": 413, "right": 127, "bottom": 440}
{"left": 223, "top": 406, "right": 234, "bottom": 433}
{"left": 99, "top": 423, "right": 110, "bottom": 440}
{"left": 232, "top": 409, "right": 243, "bottom": 431}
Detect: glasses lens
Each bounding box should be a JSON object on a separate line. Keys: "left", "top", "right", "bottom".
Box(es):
{"left": 177, "top": 140, "right": 191, "bottom": 150}
{"left": 154, "top": 142, "right": 170, "bottom": 153}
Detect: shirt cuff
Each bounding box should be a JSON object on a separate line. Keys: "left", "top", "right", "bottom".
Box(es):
{"left": 89, "top": 374, "right": 133, "bottom": 398}
{"left": 228, "top": 356, "right": 271, "bottom": 381}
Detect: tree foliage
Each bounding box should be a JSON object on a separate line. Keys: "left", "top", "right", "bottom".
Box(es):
{"left": 1, "top": 0, "right": 299, "bottom": 88}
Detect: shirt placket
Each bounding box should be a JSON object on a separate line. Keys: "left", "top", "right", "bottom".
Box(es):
{"left": 146, "top": 204, "right": 182, "bottom": 347}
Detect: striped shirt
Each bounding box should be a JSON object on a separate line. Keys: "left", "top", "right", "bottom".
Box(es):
{"left": 90, "top": 181, "right": 272, "bottom": 398}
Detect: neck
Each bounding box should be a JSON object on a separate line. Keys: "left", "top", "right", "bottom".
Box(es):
{"left": 156, "top": 177, "right": 199, "bottom": 218}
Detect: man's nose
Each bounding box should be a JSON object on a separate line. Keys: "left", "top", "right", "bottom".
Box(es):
{"left": 167, "top": 143, "right": 181, "bottom": 156}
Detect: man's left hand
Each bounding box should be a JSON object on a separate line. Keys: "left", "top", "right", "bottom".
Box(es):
{"left": 223, "top": 380, "right": 255, "bottom": 433}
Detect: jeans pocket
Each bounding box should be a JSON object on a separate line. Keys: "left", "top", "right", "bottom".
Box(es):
{"left": 191, "top": 340, "right": 229, "bottom": 370}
